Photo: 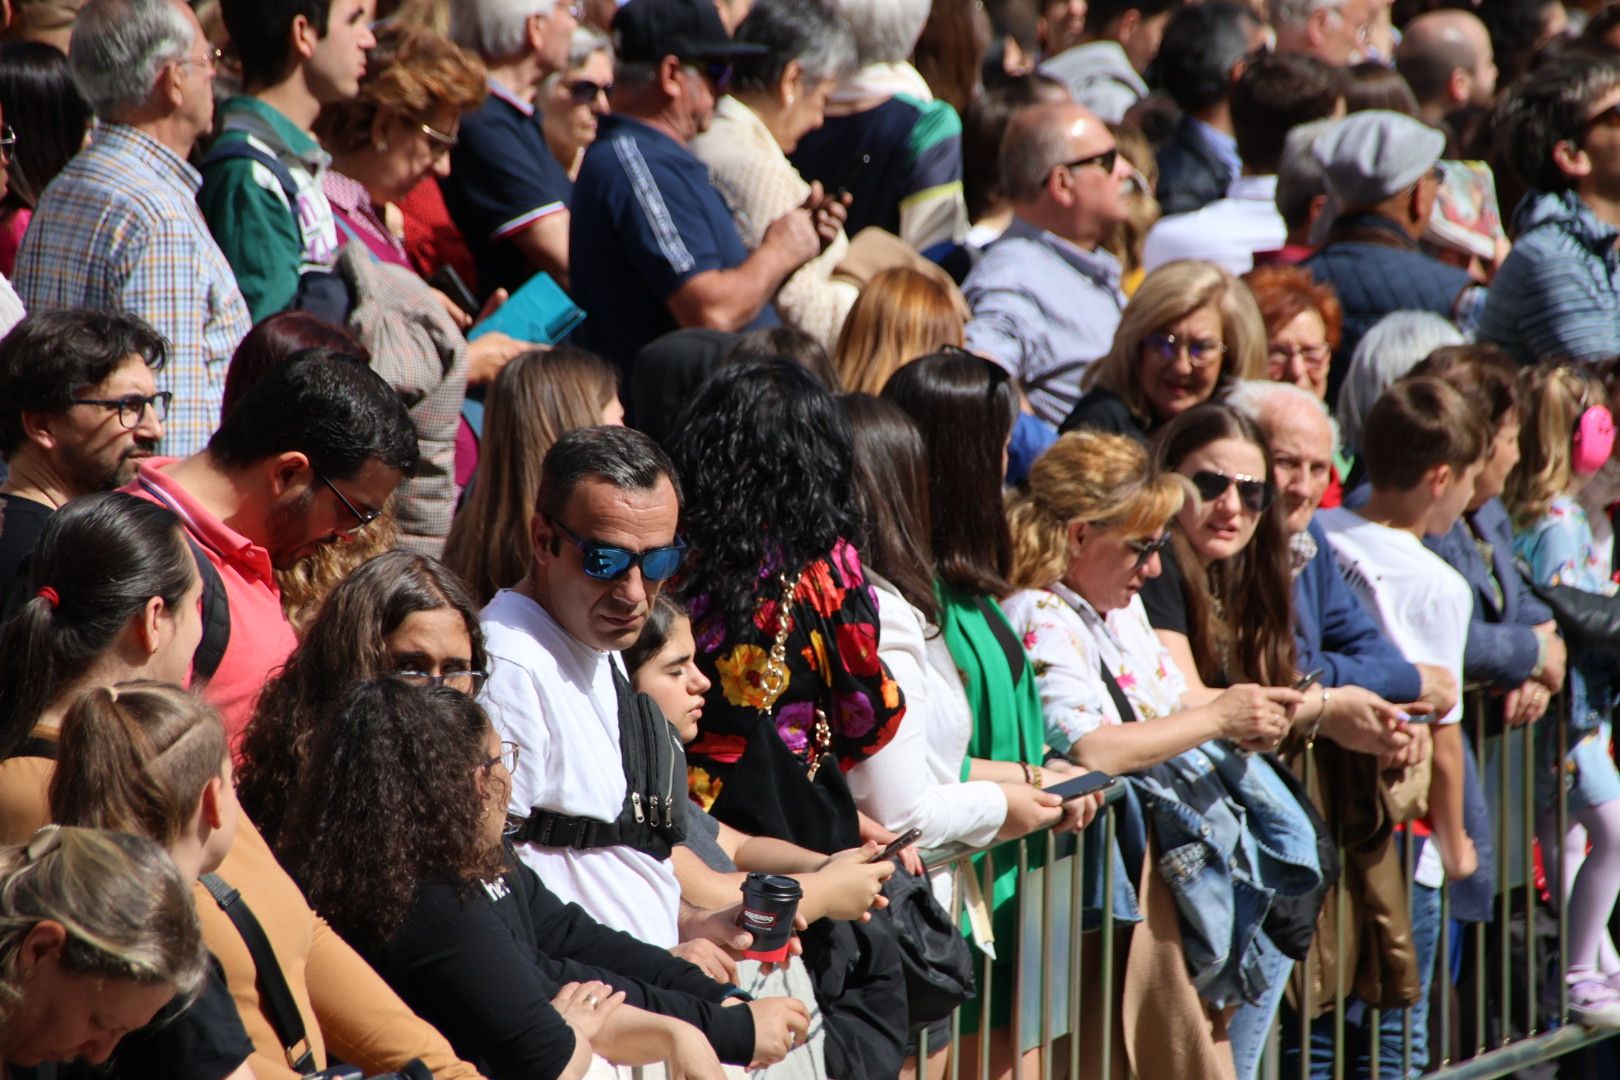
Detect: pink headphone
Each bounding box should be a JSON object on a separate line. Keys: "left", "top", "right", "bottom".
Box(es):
{"left": 1573, "top": 404, "right": 1616, "bottom": 477}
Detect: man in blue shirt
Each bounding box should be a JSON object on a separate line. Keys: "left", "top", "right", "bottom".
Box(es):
{"left": 570, "top": 0, "right": 840, "bottom": 376}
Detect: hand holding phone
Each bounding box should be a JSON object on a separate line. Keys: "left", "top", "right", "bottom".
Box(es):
{"left": 1293, "top": 668, "right": 1325, "bottom": 693}
{"left": 870, "top": 827, "right": 922, "bottom": 863}
{"left": 1043, "top": 770, "right": 1114, "bottom": 802}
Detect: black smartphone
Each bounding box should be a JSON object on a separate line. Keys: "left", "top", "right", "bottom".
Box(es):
{"left": 427, "top": 264, "right": 479, "bottom": 318}
{"left": 835, "top": 152, "right": 872, "bottom": 199}
{"left": 1293, "top": 668, "right": 1326, "bottom": 693}
{"left": 1044, "top": 770, "right": 1114, "bottom": 802}
{"left": 871, "top": 827, "right": 923, "bottom": 863}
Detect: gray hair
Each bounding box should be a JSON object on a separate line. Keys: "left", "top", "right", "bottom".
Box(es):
{"left": 540, "top": 25, "right": 613, "bottom": 95}
{"left": 1336, "top": 311, "right": 1464, "bottom": 454}
{"left": 1269, "top": 0, "right": 1344, "bottom": 29}
{"left": 1225, "top": 378, "right": 1342, "bottom": 457}
{"left": 68, "top": 0, "right": 194, "bottom": 119}
{"left": 1275, "top": 118, "right": 1337, "bottom": 232}
{"left": 730, "top": 0, "right": 859, "bottom": 93}
{"left": 451, "top": 0, "right": 556, "bottom": 60}
{"left": 1000, "top": 103, "right": 1076, "bottom": 203}
{"left": 824, "top": 0, "right": 931, "bottom": 66}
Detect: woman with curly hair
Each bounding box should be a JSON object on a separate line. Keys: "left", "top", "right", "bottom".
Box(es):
{"left": 281, "top": 677, "right": 764, "bottom": 1080}
{"left": 236, "top": 549, "right": 487, "bottom": 848}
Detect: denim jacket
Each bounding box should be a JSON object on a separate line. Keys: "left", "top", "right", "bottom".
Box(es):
{"left": 1115, "top": 741, "right": 1322, "bottom": 1008}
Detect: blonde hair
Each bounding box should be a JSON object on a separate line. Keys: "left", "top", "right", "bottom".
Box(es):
{"left": 276, "top": 510, "right": 401, "bottom": 639}
{"left": 443, "top": 347, "right": 620, "bottom": 605}
{"left": 1082, "top": 260, "right": 1267, "bottom": 422}
{"left": 1006, "top": 431, "right": 1186, "bottom": 591}
{"left": 834, "top": 267, "right": 967, "bottom": 396}
{"left": 0, "top": 826, "right": 206, "bottom": 1026}
{"left": 1505, "top": 364, "right": 1608, "bottom": 528}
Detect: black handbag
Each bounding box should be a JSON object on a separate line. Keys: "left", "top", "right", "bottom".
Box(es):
{"left": 1516, "top": 560, "right": 1620, "bottom": 660}
{"left": 882, "top": 864, "right": 977, "bottom": 1026}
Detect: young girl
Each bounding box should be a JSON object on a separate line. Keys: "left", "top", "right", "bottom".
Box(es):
{"left": 1507, "top": 364, "right": 1620, "bottom": 1026}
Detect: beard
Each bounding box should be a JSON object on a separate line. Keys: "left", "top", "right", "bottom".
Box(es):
{"left": 265, "top": 487, "right": 319, "bottom": 571}
{"left": 61, "top": 438, "right": 157, "bottom": 493}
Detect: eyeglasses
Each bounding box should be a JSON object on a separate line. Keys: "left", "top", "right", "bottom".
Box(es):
{"left": 1053, "top": 146, "right": 1118, "bottom": 179}
{"left": 1124, "top": 531, "right": 1173, "bottom": 571}
{"left": 0, "top": 125, "right": 16, "bottom": 167}
{"left": 482, "top": 740, "right": 521, "bottom": 775}
{"left": 175, "top": 47, "right": 223, "bottom": 72}
{"left": 415, "top": 120, "right": 458, "bottom": 156}
{"left": 567, "top": 79, "right": 613, "bottom": 105}
{"left": 67, "top": 390, "right": 172, "bottom": 429}
{"left": 313, "top": 467, "right": 383, "bottom": 533}
{"left": 1267, "top": 342, "right": 1332, "bottom": 372}
{"left": 1144, "top": 331, "right": 1227, "bottom": 368}
{"left": 1189, "top": 468, "right": 1275, "bottom": 513}
{"left": 545, "top": 514, "right": 688, "bottom": 582}
{"left": 395, "top": 667, "right": 489, "bottom": 695}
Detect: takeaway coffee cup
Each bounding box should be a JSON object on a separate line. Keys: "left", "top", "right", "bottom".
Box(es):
{"left": 738, "top": 872, "right": 801, "bottom": 962}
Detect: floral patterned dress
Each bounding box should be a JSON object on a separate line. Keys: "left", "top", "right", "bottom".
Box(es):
{"left": 685, "top": 538, "right": 906, "bottom": 848}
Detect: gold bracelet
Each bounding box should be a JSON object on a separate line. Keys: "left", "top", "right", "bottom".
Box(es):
{"left": 1031, "top": 765, "right": 1043, "bottom": 789}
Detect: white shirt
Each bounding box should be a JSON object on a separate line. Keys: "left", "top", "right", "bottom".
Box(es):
{"left": 1141, "top": 175, "right": 1287, "bottom": 275}
{"left": 479, "top": 588, "right": 682, "bottom": 945}
{"left": 847, "top": 581, "right": 1007, "bottom": 853}
{"left": 1315, "top": 509, "right": 1469, "bottom": 726}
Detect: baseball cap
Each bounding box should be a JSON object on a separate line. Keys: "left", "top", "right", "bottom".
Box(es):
{"left": 612, "top": 0, "right": 769, "bottom": 65}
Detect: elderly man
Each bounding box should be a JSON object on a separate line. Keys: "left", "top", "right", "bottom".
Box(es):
{"left": 0, "top": 311, "right": 167, "bottom": 618}
{"left": 570, "top": 0, "right": 835, "bottom": 375}
{"left": 1478, "top": 55, "right": 1620, "bottom": 364}
{"left": 1395, "top": 9, "right": 1498, "bottom": 130}
{"left": 1301, "top": 110, "right": 1473, "bottom": 399}
{"left": 1271, "top": 0, "right": 1375, "bottom": 65}
{"left": 16, "top": 0, "right": 250, "bottom": 457}
{"left": 444, "top": 0, "right": 578, "bottom": 299}
{"left": 962, "top": 101, "right": 1130, "bottom": 425}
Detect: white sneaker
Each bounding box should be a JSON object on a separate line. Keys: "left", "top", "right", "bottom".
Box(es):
{"left": 1568, "top": 976, "right": 1620, "bottom": 1027}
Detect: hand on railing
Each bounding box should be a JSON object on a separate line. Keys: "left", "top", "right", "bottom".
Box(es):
{"left": 743, "top": 996, "right": 813, "bottom": 1069}
{"left": 995, "top": 782, "right": 1065, "bottom": 841}
{"left": 1533, "top": 624, "right": 1568, "bottom": 691}
{"left": 1316, "top": 684, "right": 1419, "bottom": 756}
{"left": 1379, "top": 717, "right": 1431, "bottom": 771}
{"left": 1503, "top": 679, "right": 1551, "bottom": 727}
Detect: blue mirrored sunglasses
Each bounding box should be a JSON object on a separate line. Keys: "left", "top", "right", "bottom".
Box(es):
{"left": 545, "top": 514, "right": 687, "bottom": 581}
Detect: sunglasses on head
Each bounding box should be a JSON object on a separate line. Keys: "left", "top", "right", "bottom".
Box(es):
{"left": 545, "top": 514, "right": 687, "bottom": 581}
{"left": 1189, "top": 469, "right": 1275, "bottom": 513}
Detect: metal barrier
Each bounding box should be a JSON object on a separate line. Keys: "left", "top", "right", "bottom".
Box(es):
{"left": 905, "top": 688, "right": 1618, "bottom": 1079}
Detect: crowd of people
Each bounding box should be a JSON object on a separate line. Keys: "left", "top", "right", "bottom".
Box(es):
{"left": 2, "top": 0, "right": 1620, "bottom": 1078}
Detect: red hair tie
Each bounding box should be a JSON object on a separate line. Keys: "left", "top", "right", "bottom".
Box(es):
{"left": 35, "top": 586, "right": 59, "bottom": 609}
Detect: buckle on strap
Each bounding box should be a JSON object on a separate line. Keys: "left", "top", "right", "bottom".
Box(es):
{"left": 521, "top": 812, "right": 598, "bottom": 850}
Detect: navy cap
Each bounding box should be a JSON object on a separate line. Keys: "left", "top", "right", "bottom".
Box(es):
{"left": 612, "top": 0, "right": 770, "bottom": 65}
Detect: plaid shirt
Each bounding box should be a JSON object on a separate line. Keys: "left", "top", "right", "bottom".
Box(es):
{"left": 16, "top": 123, "right": 251, "bottom": 457}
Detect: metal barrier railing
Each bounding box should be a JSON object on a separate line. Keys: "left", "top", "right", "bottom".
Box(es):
{"left": 904, "top": 687, "right": 1617, "bottom": 1080}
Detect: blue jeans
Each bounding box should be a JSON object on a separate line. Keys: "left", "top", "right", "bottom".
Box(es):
{"left": 1228, "top": 936, "right": 1297, "bottom": 1080}
{"left": 1278, "top": 878, "right": 1443, "bottom": 1079}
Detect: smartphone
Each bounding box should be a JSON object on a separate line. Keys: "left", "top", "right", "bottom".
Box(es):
{"left": 1044, "top": 770, "right": 1114, "bottom": 802}
{"left": 871, "top": 827, "right": 923, "bottom": 863}
{"left": 835, "top": 152, "right": 872, "bottom": 199}
{"left": 427, "top": 265, "right": 479, "bottom": 318}
{"left": 1293, "top": 668, "right": 1325, "bottom": 693}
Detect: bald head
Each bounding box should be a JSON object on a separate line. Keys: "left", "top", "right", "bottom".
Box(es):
{"left": 1396, "top": 10, "right": 1497, "bottom": 113}
{"left": 1001, "top": 102, "right": 1109, "bottom": 202}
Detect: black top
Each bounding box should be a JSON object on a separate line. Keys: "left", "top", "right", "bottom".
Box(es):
{"left": 1057, "top": 387, "right": 1150, "bottom": 443}
{"left": 0, "top": 493, "right": 52, "bottom": 622}
{"left": 1139, "top": 541, "right": 1190, "bottom": 637}
{"left": 360, "top": 853, "right": 755, "bottom": 1080}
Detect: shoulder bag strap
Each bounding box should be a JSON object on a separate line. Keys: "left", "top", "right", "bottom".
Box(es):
{"left": 1097, "top": 658, "right": 1138, "bottom": 724}
{"left": 199, "top": 873, "right": 318, "bottom": 1074}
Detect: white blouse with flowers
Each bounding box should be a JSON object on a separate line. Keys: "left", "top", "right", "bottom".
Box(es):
{"left": 1000, "top": 583, "right": 1187, "bottom": 755}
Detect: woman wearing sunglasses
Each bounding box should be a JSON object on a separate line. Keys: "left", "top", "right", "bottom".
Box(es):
{"left": 238, "top": 549, "right": 489, "bottom": 849}
{"left": 1061, "top": 259, "right": 1266, "bottom": 445}
{"left": 539, "top": 27, "right": 614, "bottom": 182}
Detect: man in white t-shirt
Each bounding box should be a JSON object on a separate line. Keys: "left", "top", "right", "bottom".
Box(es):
{"left": 479, "top": 425, "right": 693, "bottom": 945}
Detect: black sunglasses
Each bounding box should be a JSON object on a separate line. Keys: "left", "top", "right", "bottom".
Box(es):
{"left": 1124, "top": 531, "right": 1173, "bottom": 571}
{"left": 567, "top": 79, "right": 612, "bottom": 104}
{"left": 1053, "top": 146, "right": 1118, "bottom": 179}
{"left": 545, "top": 514, "right": 687, "bottom": 582}
{"left": 1189, "top": 469, "right": 1275, "bottom": 513}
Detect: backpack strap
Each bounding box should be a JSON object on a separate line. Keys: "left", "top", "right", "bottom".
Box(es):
{"left": 13, "top": 735, "right": 57, "bottom": 760}
{"left": 200, "top": 136, "right": 301, "bottom": 203}
{"left": 199, "top": 873, "right": 317, "bottom": 1074}
{"left": 137, "top": 478, "right": 231, "bottom": 681}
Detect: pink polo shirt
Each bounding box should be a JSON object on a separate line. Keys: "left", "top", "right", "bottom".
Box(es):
{"left": 127, "top": 459, "right": 298, "bottom": 753}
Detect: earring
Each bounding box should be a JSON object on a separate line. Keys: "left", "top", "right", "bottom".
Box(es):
{"left": 786, "top": 92, "right": 796, "bottom": 106}
{"left": 375, "top": 138, "right": 388, "bottom": 152}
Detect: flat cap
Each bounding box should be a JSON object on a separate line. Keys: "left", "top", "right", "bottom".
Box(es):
{"left": 1312, "top": 110, "right": 1445, "bottom": 207}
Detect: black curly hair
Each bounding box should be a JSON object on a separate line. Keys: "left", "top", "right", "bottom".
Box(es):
{"left": 279, "top": 677, "right": 503, "bottom": 945}
{"left": 669, "top": 357, "right": 858, "bottom": 639}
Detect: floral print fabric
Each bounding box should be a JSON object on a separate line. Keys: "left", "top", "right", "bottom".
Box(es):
{"left": 687, "top": 538, "right": 906, "bottom": 808}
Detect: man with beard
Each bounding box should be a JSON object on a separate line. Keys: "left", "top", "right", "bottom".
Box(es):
{"left": 0, "top": 310, "right": 169, "bottom": 620}
{"left": 127, "top": 347, "right": 417, "bottom": 744}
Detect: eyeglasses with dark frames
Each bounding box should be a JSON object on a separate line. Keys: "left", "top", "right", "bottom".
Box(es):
{"left": 395, "top": 668, "right": 489, "bottom": 695}
{"left": 567, "top": 79, "right": 613, "bottom": 105}
{"left": 66, "top": 391, "right": 172, "bottom": 429}
{"left": 1189, "top": 468, "right": 1275, "bottom": 514}
{"left": 313, "top": 467, "right": 383, "bottom": 533}
{"left": 1124, "top": 531, "right": 1174, "bottom": 572}
{"left": 1052, "top": 146, "right": 1118, "bottom": 180}
{"left": 545, "top": 514, "right": 688, "bottom": 582}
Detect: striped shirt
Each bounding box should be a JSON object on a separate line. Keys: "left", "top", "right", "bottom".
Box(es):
{"left": 15, "top": 123, "right": 250, "bottom": 457}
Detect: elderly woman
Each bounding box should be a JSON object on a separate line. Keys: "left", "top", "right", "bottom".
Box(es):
{"left": 1334, "top": 309, "right": 1463, "bottom": 474}
{"left": 1242, "top": 264, "right": 1343, "bottom": 401}
{"left": 539, "top": 26, "right": 613, "bottom": 181}
{"left": 1000, "top": 430, "right": 1311, "bottom": 1080}
{"left": 1060, "top": 260, "right": 1266, "bottom": 444}
{"left": 691, "top": 0, "right": 859, "bottom": 349}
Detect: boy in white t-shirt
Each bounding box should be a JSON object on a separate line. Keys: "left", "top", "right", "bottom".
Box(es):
{"left": 1318, "top": 375, "right": 1490, "bottom": 883}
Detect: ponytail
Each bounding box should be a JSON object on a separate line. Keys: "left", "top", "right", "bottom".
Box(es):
{"left": 50, "top": 682, "right": 227, "bottom": 850}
